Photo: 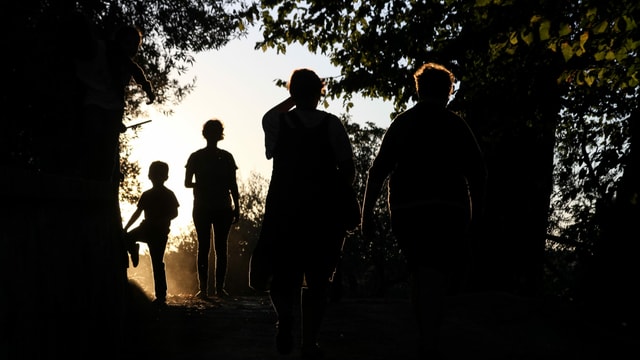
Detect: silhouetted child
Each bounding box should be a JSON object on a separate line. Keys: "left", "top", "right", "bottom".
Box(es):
{"left": 124, "top": 161, "right": 179, "bottom": 305}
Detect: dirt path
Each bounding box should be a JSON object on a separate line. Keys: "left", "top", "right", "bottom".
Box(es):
{"left": 123, "top": 292, "right": 635, "bottom": 360}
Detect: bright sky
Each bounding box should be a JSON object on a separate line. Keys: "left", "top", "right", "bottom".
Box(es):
{"left": 122, "top": 28, "right": 395, "bottom": 233}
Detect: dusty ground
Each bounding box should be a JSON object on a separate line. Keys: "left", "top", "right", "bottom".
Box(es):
{"left": 122, "top": 290, "right": 636, "bottom": 360}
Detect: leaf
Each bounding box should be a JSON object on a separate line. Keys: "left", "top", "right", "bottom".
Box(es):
{"left": 592, "top": 21, "right": 608, "bottom": 35}
{"left": 539, "top": 20, "right": 551, "bottom": 41}
{"left": 579, "top": 31, "right": 589, "bottom": 50}
{"left": 622, "top": 15, "right": 637, "bottom": 31}
{"left": 584, "top": 71, "right": 595, "bottom": 86}
{"left": 509, "top": 31, "right": 518, "bottom": 45}
{"left": 605, "top": 50, "right": 615, "bottom": 60}
{"left": 561, "top": 42, "right": 574, "bottom": 62}
{"left": 521, "top": 29, "right": 534, "bottom": 45}
{"left": 475, "top": 0, "right": 493, "bottom": 7}
{"left": 530, "top": 14, "right": 542, "bottom": 25}
{"left": 558, "top": 23, "right": 571, "bottom": 37}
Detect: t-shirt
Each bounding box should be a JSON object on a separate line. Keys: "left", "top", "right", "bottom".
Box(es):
{"left": 185, "top": 147, "right": 238, "bottom": 211}
{"left": 138, "top": 185, "right": 179, "bottom": 234}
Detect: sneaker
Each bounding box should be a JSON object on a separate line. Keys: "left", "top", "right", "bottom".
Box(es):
{"left": 216, "top": 288, "right": 229, "bottom": 297}
{"left": 301, "top": 343, "right": 324, "bottom": 360}
{"left": 129, "top": 243, "right": 139, "bottom": 267}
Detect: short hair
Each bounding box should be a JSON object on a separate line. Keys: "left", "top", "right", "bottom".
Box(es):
{"left": 202, "top": 119, "right": 224, "bottom": 141}
{"left": 148, "top": 161, "right": 169, "bottom": 181}
{"left": 287, "top": 68, "right": 326, "bottom": 104}
{"left": 414, "top": 63, "right": 455, "bottom": 100}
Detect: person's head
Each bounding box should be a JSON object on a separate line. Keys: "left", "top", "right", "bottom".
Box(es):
{"left": 114, "top": 25, "right": 143, "bottom": 58}
{"left": 287, "top": 68, "right": 326, "bottom": 109}
{"left": 148, "top": 161, "right": 169, "bottom": 184}
{"left": 202, "top": 119, "right": 224, "bottom": 143}
{"left": 414, "top": 63, "right": 455, "bottom": 102}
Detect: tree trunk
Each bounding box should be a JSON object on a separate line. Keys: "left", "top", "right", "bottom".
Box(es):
{"left": 1, "top": 171, "right": 130, "bottom": 358}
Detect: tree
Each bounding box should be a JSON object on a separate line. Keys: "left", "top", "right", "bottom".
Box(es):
{"left": 243, "top": 0, "right": 639, "bottom": 298}
{"left": 339, "top": 116, "right": 403, "bottom": 297}
{"left": 3, "top": 0, "right": 251, "bottom": 194}
{"left": 1, "top": 2, "right": 252, "bottom": 357}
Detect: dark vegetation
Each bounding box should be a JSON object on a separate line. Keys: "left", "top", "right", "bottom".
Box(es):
{"left": 2, "top": 1, "right": 638, "bottom": 358}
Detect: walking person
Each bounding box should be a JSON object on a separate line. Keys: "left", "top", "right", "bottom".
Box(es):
{"left": 360, "top": 62, "right": 487, "bottom": 359}
{"left": 123, "top": 161, "right": 179, "bottom": 306}
{"left": 185, "top": 119, "right": 240, "bottom": 299}
{"left": 255, "top": 68, "right": 356, "bottom": 359}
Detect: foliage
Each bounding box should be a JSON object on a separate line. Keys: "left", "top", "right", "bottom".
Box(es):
{"left": 118, "top": 130, "right": 143, "bottom": 204}
{"left": 340, "top": 114, "right": 409, "bottom": 296}
{"left": 243, "top": 0, "right": 639, "bottom": 298}
{"left": 235, "top": 171, "right": 271, "bottom": 256}
{"left": 3, "top": 0, "right": 251, "bottom": 200}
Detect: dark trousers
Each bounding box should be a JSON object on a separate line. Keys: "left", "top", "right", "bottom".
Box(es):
{"left": 193, "top": 207, "right": 233, "bottom": 294}
{"left": 126, "top": 224, "right": 169, "bottom": 301}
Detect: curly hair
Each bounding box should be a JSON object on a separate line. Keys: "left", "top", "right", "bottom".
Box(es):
{"left": 414, "top": 63, "right": 455, "bottom": 100}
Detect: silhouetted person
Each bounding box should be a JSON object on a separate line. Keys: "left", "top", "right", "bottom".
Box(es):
{"left": 185, "top": 119, "right": 240, "bottom": 299}
{"left": 361, "top": 62, "right": 487, "bottom": 359}
{"left": 75, "top": 23, "right": 155, "bottom": 182}
{"left": 257, "top": 68, "right": 356, "bottom": 359}
{"left": 123, "top": 161, "right": 179, "bottom": 305}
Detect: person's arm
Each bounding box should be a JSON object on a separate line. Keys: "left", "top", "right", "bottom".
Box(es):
{"left": 360, "top": 125, "right": 397, "bottom": 239}
{"left": 360, "top": 173, "right": 384, "bottom": 240}
{"left": 263, "top": 97, "right": 296, "bottom": 159}
{"left": 228, "top": 156, "right": 241, "bottom": 224}
{"left": 184, "top": 162, "right": 195, "bottom": 188}
{"left": 267, "top": 96, "right": 296, "bottom": 114}
{"left": 230, "top": 180, "right": 240, "bottom": 224}
{"left": 169, "top": 193, "right": 179, "bottom": 220}
{"left": 124, "top": 207, "right": 143, "bottom": 232}
{"left": 129, "top": 60, "right": 155, "bottom": 104}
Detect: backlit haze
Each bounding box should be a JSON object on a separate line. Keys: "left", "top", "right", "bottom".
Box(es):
{"left": 121, "top": 28, "right": 395, "bottom": 235}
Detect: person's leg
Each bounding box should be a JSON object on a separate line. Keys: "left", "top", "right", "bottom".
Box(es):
{"left": 393, "top": 205, "right": 470, "bottom": 360}
{"left": 125, "top": 226, "right": 144, "bottom": 268}
{"left": 300, "top": 275, "right": 330, "bottom": 358}
{"left": 148, "top": 235, "right": 168, "bottom": 304}
{"left": 270, "top": 263, "right": 303, "bottom": 355}
{"left": 211, "top": 209, "right": 233, "bottom": 296}
{"left": 299, "top": 233, "right": 342, "bottom": 359}
{"left": 193, "top": 209, "right": 212, "bottom": 298}
{"left": 411, "top": 266, "right": 447, "bottom": 359}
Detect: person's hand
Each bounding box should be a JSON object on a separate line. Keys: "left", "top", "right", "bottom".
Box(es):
{"left": 146, "top": 91, "right": 156, "bottom": 105}
{"left": 232, "top": 207, "right": 240, "bottom": 224}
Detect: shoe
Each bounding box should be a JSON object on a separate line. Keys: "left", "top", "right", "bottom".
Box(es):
{"left": 216, "top": 288, "right": 229, "bottom": 297}
{"left": 129, "top": 243, "right": 139, "bottom": 267}
{"left": 196, "top": 290, "right": 208, "bottom": 300}
{"left": 152, "top": 298, "right": 166, "bottom": 307}
{"left": 301, "top": 343, "right": 324, "bottom": 360}
{"left": 275, "top": 322, "right": 293, "bottom": 355}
